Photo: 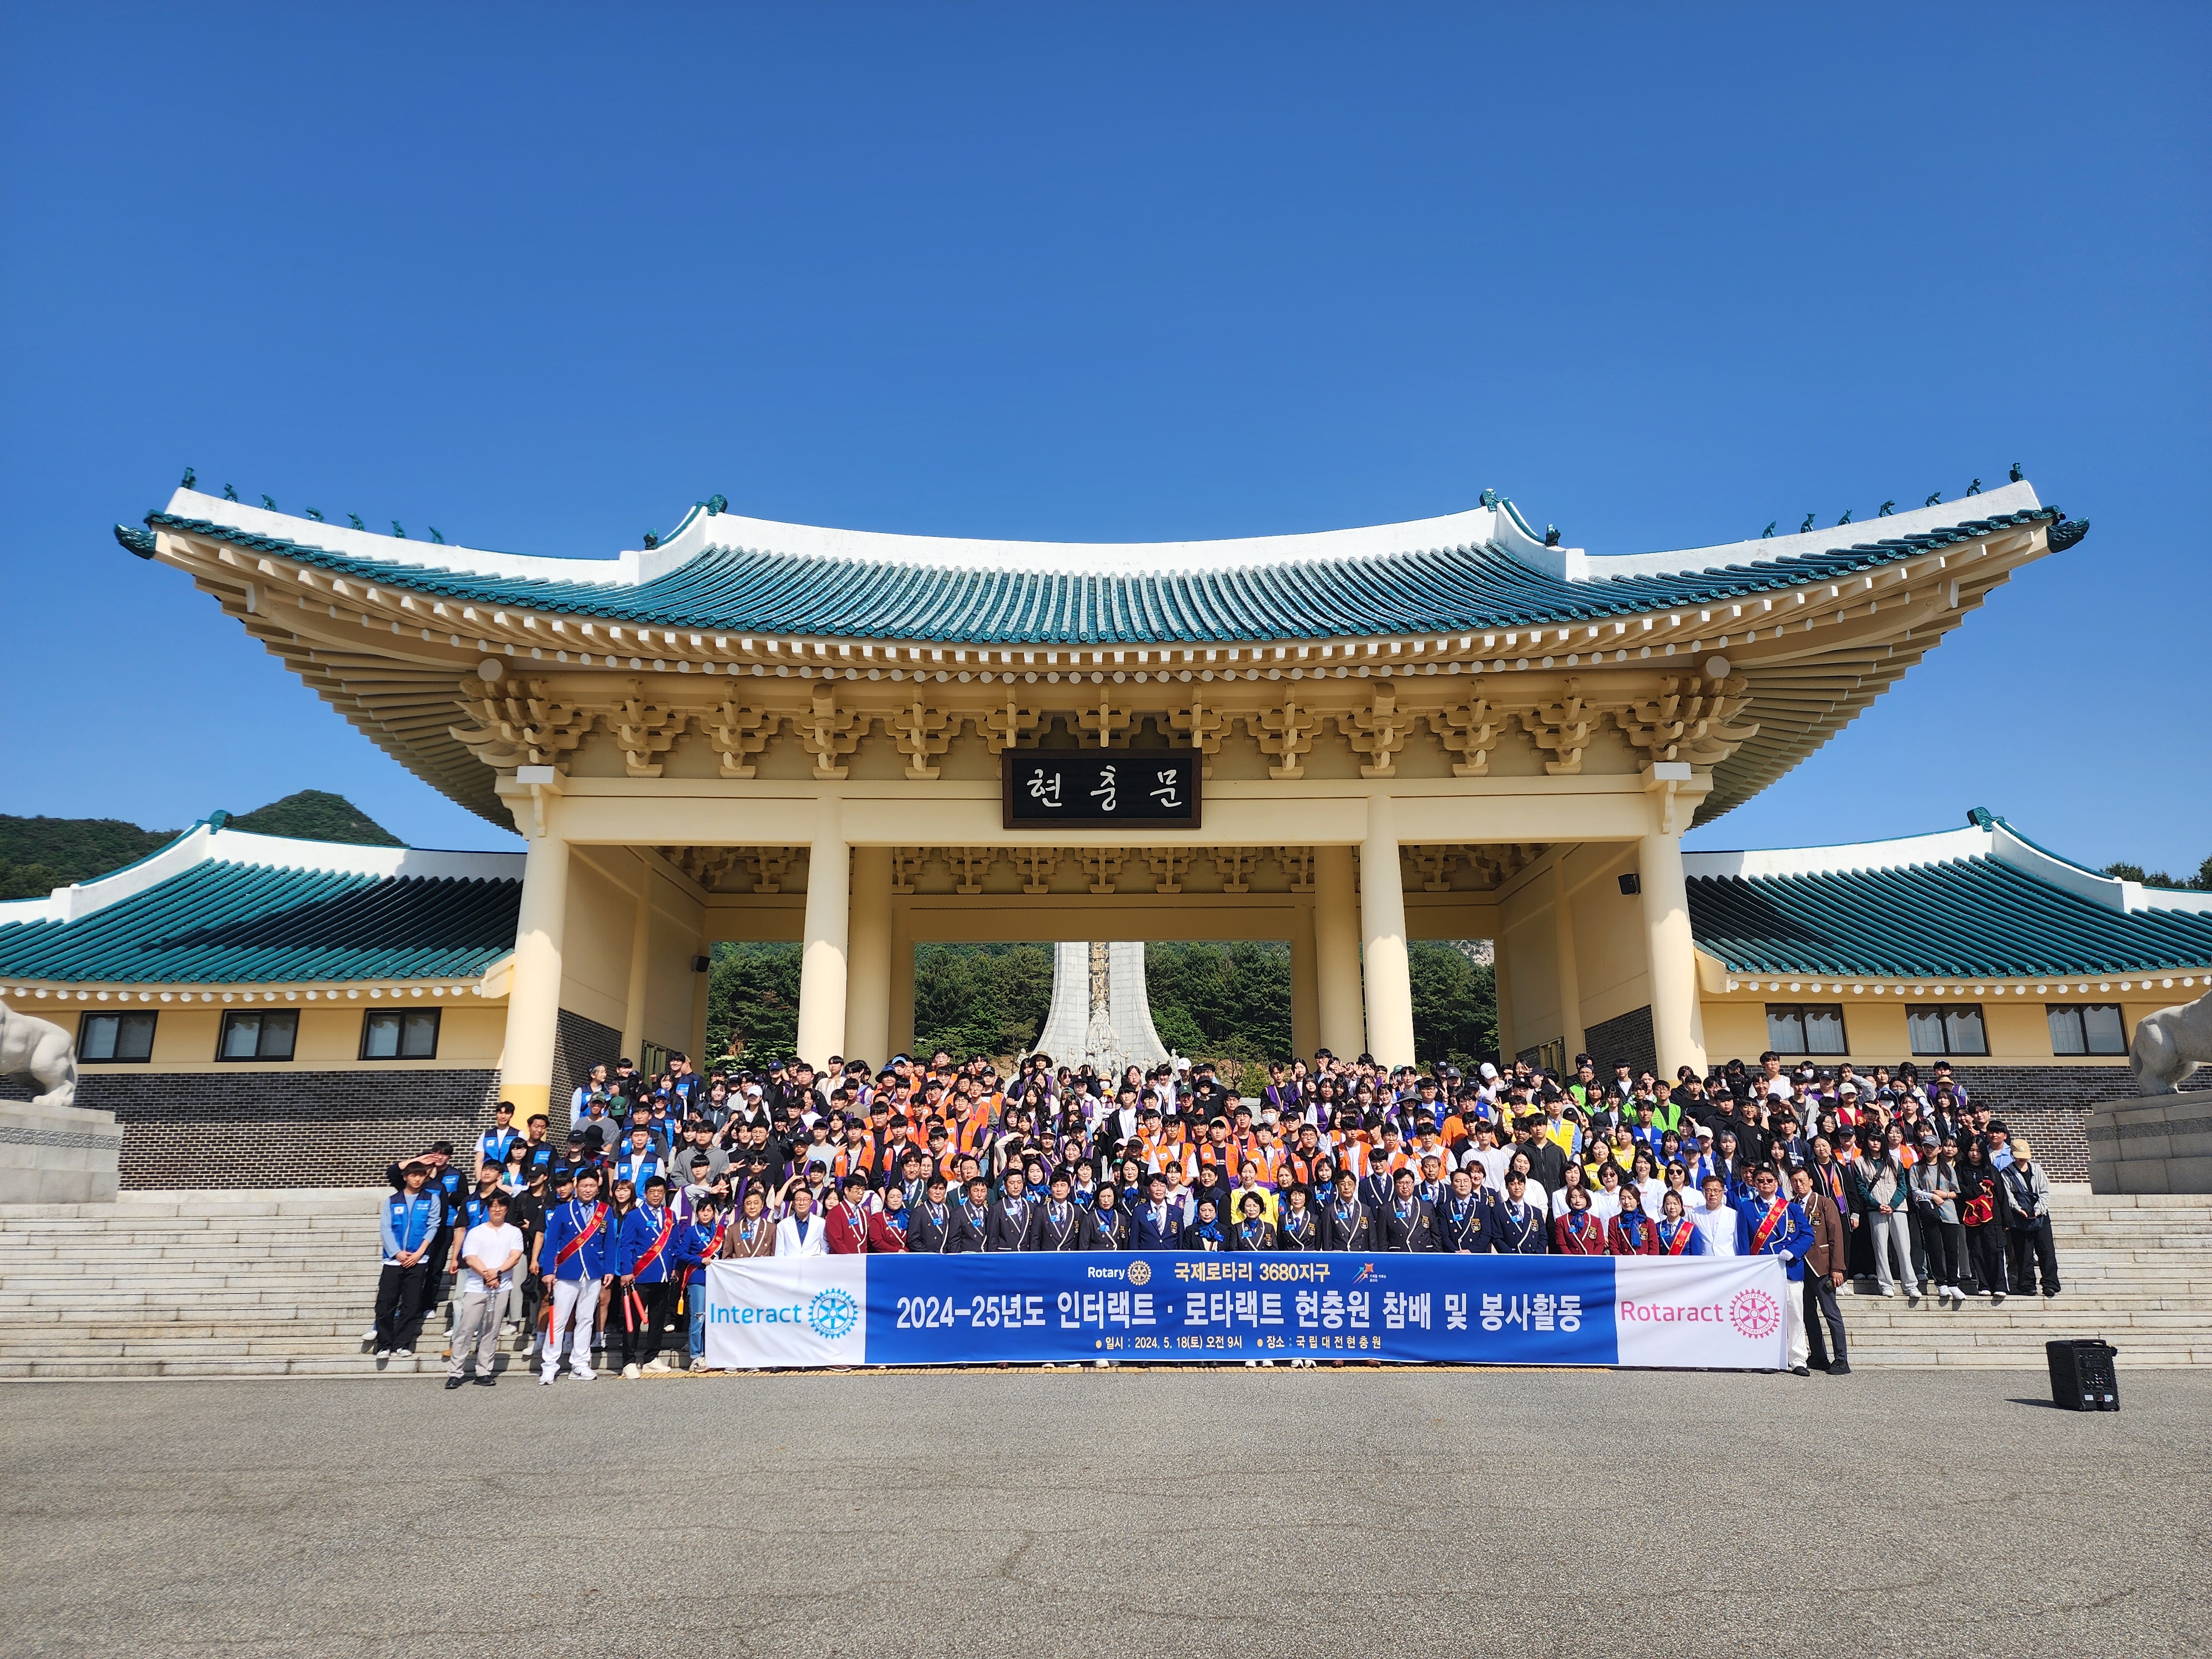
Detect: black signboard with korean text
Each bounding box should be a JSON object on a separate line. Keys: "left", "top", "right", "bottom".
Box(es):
{"left": 1001, "top": 750, "right": 1202, "bottom": 830}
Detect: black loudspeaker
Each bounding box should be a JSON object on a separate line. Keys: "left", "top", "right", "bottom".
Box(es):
{"left": 2046, "top": 1339, "right": 2119, "bottom": 1411}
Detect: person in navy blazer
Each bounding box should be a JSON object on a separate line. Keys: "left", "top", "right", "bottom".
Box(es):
{"left": 1492, "top": 1172, "right": 1549, "bottom": 1254}
{"left": 1131, "top": 1175, "right": 1182, "bottom": 1249}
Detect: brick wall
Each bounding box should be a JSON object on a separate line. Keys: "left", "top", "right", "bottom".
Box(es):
{"left": 36, "top": 1068, "right": 505, "bottom": 1190}
{"left": 1944, "top": 1064, "right": 2209, "bottom": 1184}
{"left": 1584, "top": 1005, "right": 1656, "bottom": 1085}
{"left": 552, "top": 1009, "right": 622, "bottom": 1133}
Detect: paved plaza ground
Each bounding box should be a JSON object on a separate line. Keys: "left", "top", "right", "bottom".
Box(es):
{"left": 2, "top": 1366, "right": 2205, "bottom": 1657}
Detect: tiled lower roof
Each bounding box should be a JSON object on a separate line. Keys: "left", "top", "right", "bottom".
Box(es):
{"left": 1688, "top": 854, "right": 2212, "bottom": 977}
{"left": 0, "top": 860, "right": 520, "bottom": 985}
{"left": 135, "top": 505, "right": 2079, "bottom": 646}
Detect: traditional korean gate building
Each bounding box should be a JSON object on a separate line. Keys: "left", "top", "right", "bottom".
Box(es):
{"left": 17, "top": 473, "right": 2212, "bottom": 1186}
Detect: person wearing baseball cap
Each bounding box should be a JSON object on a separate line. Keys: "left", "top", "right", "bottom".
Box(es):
{"left": 614, "top": 1173, "right": 681, "bottom": 1378}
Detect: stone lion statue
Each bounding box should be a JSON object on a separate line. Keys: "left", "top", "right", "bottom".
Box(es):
{"left": 2130, "top": 988, "right": 2212, "bottom": 1095}
{"left": 0, "top": 1003, "right": 76, "bottom": 1108}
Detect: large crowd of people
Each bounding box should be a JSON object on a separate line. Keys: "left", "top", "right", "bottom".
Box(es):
{"left": 372, "top": 1044, "right": 2065, "bottom": 1387}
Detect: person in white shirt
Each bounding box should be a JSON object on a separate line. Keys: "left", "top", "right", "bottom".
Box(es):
{"left": 447, "top": 1192, "right": 523, "bottom": 1389}
{"left": 1587, "top": 1162, "right": 1625, "bottom": 1224}
{"left": 776, "top": 1185, "right": 829, "bottom": 1256}
{"left": 1470, "top": 1127, "right": 1513, "bottom": 1195}
{"left": 1692, "top": 1175, "right": 1739, "bottom": 1256}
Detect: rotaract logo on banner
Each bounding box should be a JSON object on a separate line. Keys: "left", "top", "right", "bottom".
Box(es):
{"left": 807, "top": 1287, "right": 860, "bottom": 1340}
{"left": 1727, "top": 1287, "right": 1781, "bottom": 1340}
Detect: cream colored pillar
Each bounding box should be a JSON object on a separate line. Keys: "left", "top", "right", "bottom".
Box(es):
{"left": 845, "top": 846, "right": 894, "bottom": 1066}
{"left": 1552, "top": 854, "right": 1586, "bottom": 1063}
{"left": 1359, "top": 799, "right": 1415, "bottom": 1069}
{"left": 1639, "top": 829, "right": 1708, "bottom": 1079}
{"left": 1492, "top": 932, "right": 1516, "bottom": 1064}
{"left": 619, "top": 853, "right": 652, "bottom": 1064}
{"left": 1313, "top": 846, "right": 1365, "bottom": 1058}
{"left": 888, "top": 904, "right": 915, "bottom": 1058}
{"left": 501, "top": 816, "right": 570, "bottom": 1126}
{"left": 1290, "top": 899, "right": 1319, "bottom": 1060}
{"left": 795, "top": 803, "right": 850, "bottom": 1070}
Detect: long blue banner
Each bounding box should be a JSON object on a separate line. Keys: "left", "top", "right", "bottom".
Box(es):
{"left": 702, "top": 1252, "right": 1788, "bottom": 1370}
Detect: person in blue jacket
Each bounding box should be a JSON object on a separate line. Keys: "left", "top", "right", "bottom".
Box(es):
{"left": 1733, "top": 1164, "right": 1815, "bottom": 1375}
{"left": 675, "top": 1193, "right": 727, "bottom": 1371}
{"left": 374, "top": 1162, "right": 441, "bottom": 1358}
{"left": 537, "top": 1167, "right": 614, "bottom": 1385}
{"left": 615, "top": 1173, "right": 682, "bottom": 1378}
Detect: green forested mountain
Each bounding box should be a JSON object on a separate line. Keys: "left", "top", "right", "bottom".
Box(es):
{"left": 0, "top": 791, "right": 400, "bottom": 901}
{"left": 706, "top": 937, "right": 1497, "bottom": 1078}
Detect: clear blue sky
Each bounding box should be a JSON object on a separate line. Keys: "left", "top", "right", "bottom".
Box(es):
{"left": 2, "top": 4, "right": 2205, "bottom": 873}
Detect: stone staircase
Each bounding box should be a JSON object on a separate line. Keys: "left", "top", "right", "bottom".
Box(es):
{"left": 0, "top": 1187, "right": 2204, "bottom": 1378}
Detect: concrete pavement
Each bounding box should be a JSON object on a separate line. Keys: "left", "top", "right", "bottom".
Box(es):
{"left": 3, "top": 1366, "right": 2206, "bottom": 1657}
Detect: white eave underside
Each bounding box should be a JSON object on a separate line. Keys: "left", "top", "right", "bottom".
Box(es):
{"left": 159, "top": 480, "right": 2044, "bottom": 587}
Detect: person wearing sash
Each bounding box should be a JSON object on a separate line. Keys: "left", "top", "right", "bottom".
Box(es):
{"left": 1495, "top": 1172, "right": 1547, "bottom": 1254}
{"left": 1655, "top": 1189, "right": 1708, "bottom": 1256}
{"left": 826, "top": 1174, "right": 875, "bottom": 1255}
{"left": 726, "top": 1185, "right": 776, "bottom": 1260}
{"left": 1734, "top": 1164, "right": 1816, "bottom": 1374}
{"left": 1437, "top": 1168, "right": 1494, "bottom": 1253}
{"left": 537, "top": 1168, "right": 612, "bottom": 1385}
{"left": 615, "top": 1174, "right": 682, "bottom": 1377}
{"left": 1553, "top": 1185, "right": 1607, "bottom": 1256}
{"left": 1378, "top": 1167, "right": 1439, "bottom": 1253}
{"left": 1082, "top": 1181, "right": 1128, "bottom": 1249}
{"left": 1181, "top": 1197, "right": 1227, "bottom": 1251}
{"left": 1791, "top": 1165, "right": 1850, "bottom": 1374}
{"left": 1320, "top": 1171, "right": 1371, "bottom": 1252}
{"left": 1230, "top": 1192, "right": 1277, "bottom": 1251}
{"left": 1275, "top": 1185, "right": 1320, "bottom": 1251}
{"left": 907, "top": 1174, "right": 958, "bottom": 1253}
{"left": 676, "top": 1193, "right": 728, "bottom": 1370}
{"left": 1133, "top": 1174, "right": 1181, "bottom": 1250}
{"left": 1606, "top": 1184, "right": 1657, "bottom": 1255}
{"left": 1039, "top": 1171, "right": 1086, "bottom": 1251}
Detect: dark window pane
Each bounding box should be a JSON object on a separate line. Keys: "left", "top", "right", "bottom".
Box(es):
{"left": 1907, "top": 1009, "right": 1948, "bottom": 1055}
{"left": 1942, "top": 1006, "right": 1987, "bottom": 1056}
{"left": 362, "top": 1013, "right": 401, "bottom": 1059}
{"left": 2081, "top": 1004, "right": 2126, "bottom": 1056}
{"left": 220, "top": 1013, "right": 262, "bottom": 1060}
{"left": 1803, "top": 1005, "right": 1847, "bottom": 1055}
{"left": 114, "top": 1013, "right": 155, "bottom": 1062}
{"left": 399, "top": 1011, "right": 440, "bottom": 1059}
{"left": 2047, "top": 1005, "right": 2085, "bottom": 1056}
{"left": 1765, "top": 1006, "right": 1808, "bottom": 1055}
{"left": 258, "top": 1010, "right": 298, "bottom": 1060}
{"left": 78, "top": 1014, "right": 118, "bottom": 1062}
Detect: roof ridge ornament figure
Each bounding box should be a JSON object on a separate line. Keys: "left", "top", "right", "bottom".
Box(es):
{"left": 306, "top": 508, "right": 324, "bottom": 522}
{"left": 1837, "top": 509, "right": 1851, "bottom": 525}
{"left": 429, "top": 526, "right": 445, "bottom": 544}
{"left": 1924, "top": 490, "right": 1942, "bottom": 507}
{"left": 1878, "top": 500, "right": 1895, "bottom": 517}
{"left": 706, "top": 494, "right": 728, "bottom": 515}
{"left": 391, "top": 521, "right": 407, "bottom": 539}
{"left": 1965, "top": 478, "right": 1981, "bottom": 496}
{"left": 643, "top": 530, "right": 660, "bottom": 549}
{"left": 1543, "top": 525, "right": 1561, "bottom": 547}
{"left": 348, "top": 514, "right": 366, "bottom": 530}
{"left": 1761, "top": 522, "right": 1775, "bottom": 538}
{"left": 1478, "top": 488, "right": 1499, "bottom": 509}
{"left": 223, "top": 483, "right": 239, "bottom": 502}
{"left": 180, "top": 466, "right": 195, "bottom": 489}
{"left": 2009, "top": 462, "right": 2024, "bottom": 483}
{"left": 1798, "top": 513, "right": 1814, "bottom": 533}
{"left": 260, "top": 494, "right": 276, "bottom": 511}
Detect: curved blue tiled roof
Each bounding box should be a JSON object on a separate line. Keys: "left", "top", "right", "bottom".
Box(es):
{"left": 1689, "top": 857, "right": 2212, "bottom": 977}
{"left": 0, "top": 862, "right": 521, "bottom": 984}
{"left": 139, "top": 507, "right": 2072, "bottom": 645}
